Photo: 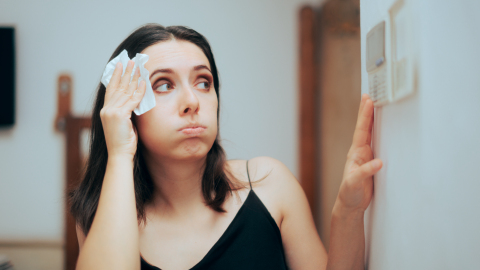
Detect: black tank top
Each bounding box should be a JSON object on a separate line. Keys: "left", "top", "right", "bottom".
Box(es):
{"left": 140, "top": 161, "right": 288, "bottom": 270}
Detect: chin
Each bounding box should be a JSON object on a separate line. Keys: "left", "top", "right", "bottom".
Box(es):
{"left": 168, "top": 138, "right": 214, "bottom": 161}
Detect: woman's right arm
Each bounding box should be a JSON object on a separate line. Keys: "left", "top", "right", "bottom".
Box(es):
{"left": 76, "top": 60, "right": 146, "bottom": 270}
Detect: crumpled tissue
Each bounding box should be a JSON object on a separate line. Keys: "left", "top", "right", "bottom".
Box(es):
{"left": 101, "top": 49, "right": 156, "bottom": 115}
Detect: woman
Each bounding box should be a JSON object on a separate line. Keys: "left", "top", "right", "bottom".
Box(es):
{"left": 70, "top": 24, "right": 382, "bottom": 270}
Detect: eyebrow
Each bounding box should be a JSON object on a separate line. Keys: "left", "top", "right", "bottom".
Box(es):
{"left": 194, "top": 65, "right": 211, "bottom": 73}
{"left": 149, "top": 65, "right": 212, "bottom": 80}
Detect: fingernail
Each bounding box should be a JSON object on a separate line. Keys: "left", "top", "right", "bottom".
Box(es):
{"left": 116, "top": 62, "right": 122, "bottom": 68}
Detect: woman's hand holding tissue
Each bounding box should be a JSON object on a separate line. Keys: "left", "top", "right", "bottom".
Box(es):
{"left": 335, "top": 94, "right": 383, "bottom": 217}
{"left": 100, "top": 60, "right": 146, "bottom": 159}
{"left": 77, "top": 60, "right": 144, "bottom": 270}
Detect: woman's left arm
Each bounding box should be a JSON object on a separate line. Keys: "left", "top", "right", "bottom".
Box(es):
{"left": 326, "top": 94, "right": 382, "bottom": 270}
{"left": 276, "top": 94, "right": 381, "bottom": 270}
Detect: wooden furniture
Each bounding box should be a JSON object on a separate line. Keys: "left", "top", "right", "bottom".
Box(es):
{"left": 55, "top": 74, "right": 91, "bottom": 270}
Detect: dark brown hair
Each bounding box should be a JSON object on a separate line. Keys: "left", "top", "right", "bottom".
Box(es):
{"left": 70, "top": 24, "right": 243, "bottom": 235}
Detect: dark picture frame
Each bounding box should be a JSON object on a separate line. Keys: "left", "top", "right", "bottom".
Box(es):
{"left": 0, "top": 27, "right": 15, "bottom": 127}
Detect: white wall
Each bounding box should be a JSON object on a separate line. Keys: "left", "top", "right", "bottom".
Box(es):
{"left": 0, "top": 0, "right": 318, "bottom": 242}
{"left": 361, "top": 0, "right": 480, "bottom": 269}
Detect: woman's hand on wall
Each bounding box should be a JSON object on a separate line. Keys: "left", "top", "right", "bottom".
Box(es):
{"left": 326, "top": 94, "right": 382, "bottom": 270}
{"left": 335, "top": 94, "right": 382, "bottom": 216}
{"left": 100, "top": 60, "right": 146, "bottom": 159}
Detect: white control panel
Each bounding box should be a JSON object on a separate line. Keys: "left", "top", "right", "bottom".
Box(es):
{"left": 366, "top": 0, "right": 416, "bottom": 107}
{"left": 367, "top": 21, "right": 390, "bottom": 107}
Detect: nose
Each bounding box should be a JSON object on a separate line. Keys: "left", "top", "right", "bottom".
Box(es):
{"left": 179, "top": 85, "right": 200, "bottom": 116}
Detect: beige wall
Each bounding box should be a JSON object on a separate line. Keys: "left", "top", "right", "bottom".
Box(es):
{"left": 316, "top": 30, "right": 361, "bottom": 248}
{"left": 0, "top": 243, "right": 63, "bottom": 270}
{"left": 312, "top": 0, "right": 362, "bottom": 249}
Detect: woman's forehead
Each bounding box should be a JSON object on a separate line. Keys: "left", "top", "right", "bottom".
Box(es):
{"left": 141, "top": 40, "right": 210, "bottom": 71}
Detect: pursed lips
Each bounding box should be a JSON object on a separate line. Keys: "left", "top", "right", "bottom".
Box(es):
{"left": 179, "top": 124, "right": 206, "bottom": 136}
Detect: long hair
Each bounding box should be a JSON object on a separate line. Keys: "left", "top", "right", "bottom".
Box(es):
{"left": 70, "top": 24, "right": 242, "bottom": 235}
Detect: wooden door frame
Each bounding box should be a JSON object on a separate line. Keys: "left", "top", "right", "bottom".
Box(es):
{"left": 298, "top": 6, "right": 318, "bottom": 221}
{"left": 55, "top": 74, "right": 90, "bottom": 270}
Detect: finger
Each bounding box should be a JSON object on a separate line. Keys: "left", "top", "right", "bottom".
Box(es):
{"left": 106, "top": 60, "right": 136, "bottom": 107}
{"left": 111, "top": 68, "right": 141, "bottom": 107}
{"left": 366, "top": 106, "right": 375, "bottom": 145}
{"left": 350, "top": 158, "right": 382, "bottom": 181}
{"left": 110, "top": 70, "right": 141, "bottom": 108}
{"left": 125, "top": 80, "right": 147, "bottom": 112}
{"left": 126, "top": 67, "right": 141, "bottom": 95}
{"left": 352, "top": 98, "right": 374, "bottom": 148}
{"left": 105, "top": 62, "right": 123, "bottom": 102}
{"left": 356, "top": 94, "right": 368, "bottom": 124}
{"left": 118, "top": 60, "right": 135, "bottom": 92}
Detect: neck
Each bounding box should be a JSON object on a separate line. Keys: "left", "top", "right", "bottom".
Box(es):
{"left": 143, "top": 151, "right": 208, "bottom": 216}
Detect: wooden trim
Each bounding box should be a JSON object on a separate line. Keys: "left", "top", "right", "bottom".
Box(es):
{"left": 55, "top": 75, "right": 72, "bottom": 132}
{"left": 64, "top": 116, "right": 80, "bottom": 270}
{"left": 0, "top": 240, "right": 63, "bottom": 248}
{"left": 321, "top": 0, "right": 360, "bottom": 35}
{"left": 298, "top": 6, "right": 317, "bottom": 218}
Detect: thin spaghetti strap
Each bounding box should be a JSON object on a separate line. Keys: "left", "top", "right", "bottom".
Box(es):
{"left": 246, "top": 160, "right": 252, "bottom": 190}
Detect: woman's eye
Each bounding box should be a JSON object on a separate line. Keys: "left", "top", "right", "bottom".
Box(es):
{"left": 197, "top": 82, "right": 210, "bottom": 90}
{"left": 155, "top": 83, "right": 172, "bottom": 92}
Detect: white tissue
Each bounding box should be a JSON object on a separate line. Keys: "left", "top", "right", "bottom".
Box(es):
{"left": 101, "top": 49, "right": 156, "bottom": 115}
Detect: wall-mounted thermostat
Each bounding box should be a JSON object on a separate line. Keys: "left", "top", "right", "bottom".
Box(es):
{"left": 366, "top": 0, "right": 416, "bottom": 107}
{"left": 366, "top": 21, "right": 390, "bottom": 107}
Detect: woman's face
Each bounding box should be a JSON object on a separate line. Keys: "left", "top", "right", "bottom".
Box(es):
{"left": 135, "top": 40, "right": 218, "bottom": 162}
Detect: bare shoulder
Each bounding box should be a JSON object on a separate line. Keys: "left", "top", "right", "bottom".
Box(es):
{"left": 226, "top": 156, "right": 298, "bottom": 189}
{"left": 226, "top": 157, "right": 307, "bottom": 228}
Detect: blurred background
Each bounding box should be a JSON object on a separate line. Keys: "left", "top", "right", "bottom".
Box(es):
{"left": 1, "top": 0, "right": 480, "bottom": 269}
